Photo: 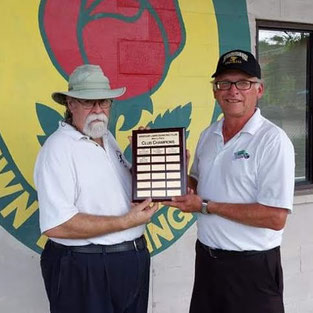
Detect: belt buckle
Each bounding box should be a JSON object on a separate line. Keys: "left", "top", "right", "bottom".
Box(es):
{"left": 133, "top": 239, "right": 138, "bottom": 251}
{"left": 208, "top": 247, "right": 218, "bottom": 259}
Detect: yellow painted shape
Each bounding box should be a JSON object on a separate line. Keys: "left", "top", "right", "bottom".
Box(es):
{"left": 167, "top": 207, "right": 193, "bottom": 230}
{"left": 0, "top": 170, "right": 23, "bottom": 198}
{"left": 1, "top": 193, "right": 38, "bottom": 229}
{"left": 0, "top": 155, "right": 23, "bottom": 196}
{"left": 144, "top": 230, "right": 153, "bottom": 253}
{"left": 37, "top": 234, "right": 48, "bottom": 249}
{"left": 0, "top": 1, "right": 66, "bottom": 188}
{"left": 146, "top": 215, "right": 174, "bottom": 249}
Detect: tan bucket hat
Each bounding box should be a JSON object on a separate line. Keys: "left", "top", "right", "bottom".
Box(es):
{"left": 52, "top": 64, "right": 126, "bottom": 105}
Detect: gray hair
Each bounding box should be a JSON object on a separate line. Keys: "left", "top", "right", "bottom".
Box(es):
{"left": 63, "top": 96, "right": 73, "bottom": 125}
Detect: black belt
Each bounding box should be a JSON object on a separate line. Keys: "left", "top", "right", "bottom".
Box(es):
{"left": 198, "top": 240, "right": 278, "bottom": 259}
{"left": 49, "top": 236, "right": 146, "bottom": 254}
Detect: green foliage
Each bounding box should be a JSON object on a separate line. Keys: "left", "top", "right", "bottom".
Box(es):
{"left": 124, "top": 102, "right": 192, "bottom": 162}
{"left": 147, "top": 102, "right": 192, "bottom": 135}
{"left": 109, "top": 93, "right": 153, "bottom": 137}
{"left": 36, "top": 103, "right": 63, "bottom": 145}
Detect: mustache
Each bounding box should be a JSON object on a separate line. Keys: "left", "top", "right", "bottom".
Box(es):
{"left": 85, "top": 113, "right": 108, "bottom": 124}
{"left": 83, "top": 113, "right": 109, "bottom": 139}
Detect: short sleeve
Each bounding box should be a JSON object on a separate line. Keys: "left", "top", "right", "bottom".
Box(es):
{"left": 189, "top": 137, "right": 202, "bottom": 181}
{"left": 34, "top": 140, "right": 78, "bottom": 233}
{"left": 256, "top": 131, "right": 295, "bottom": 211}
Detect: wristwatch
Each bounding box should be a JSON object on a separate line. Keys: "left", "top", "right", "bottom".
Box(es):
{"left": 200, "top": 200, "right": 210, "bottom": 215}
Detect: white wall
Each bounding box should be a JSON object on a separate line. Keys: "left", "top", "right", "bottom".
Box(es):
{"left": 0, "top": 226, "right": 49, "bottom": 313}
{"left": 247, "top": 0, "right": 313, "bottom": 54}
{"left": 282, "top": 194, "right": 313, "bottom": 313}
{"left": 149, "top": 226, "right": 196, "bottom": 313}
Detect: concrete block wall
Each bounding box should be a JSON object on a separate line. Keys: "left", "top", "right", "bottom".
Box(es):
{"left": 150, "top": 226, "right": 196, "bottom": 313}
{"left": 247, "top": 0, "right": 313, "bottom": 24}
{"left": 0, "top": 227, "right": 48, "bottom": 313}
{"left": 282, "top": 195, "right": 313, "bottom": 313}
{"left": 247, "top": 0, "right": 313, "bottom": 54}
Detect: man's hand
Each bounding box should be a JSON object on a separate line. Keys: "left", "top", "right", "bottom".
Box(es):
{"left": 186, "top": 149, "right": 191, "bottom": 169}
{"left": 162, "top": 194, "right": 202, "bottom": 213}
{"left": 125, "top": 198, "right": 159, "bottom": 228}
{"left": 128, "top": 125, "right": 151, "bottom": 146}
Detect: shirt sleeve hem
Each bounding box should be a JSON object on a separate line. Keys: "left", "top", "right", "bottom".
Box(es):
{"left": 40, "top": 211, "right": 78, "bottom": 234}
{"left": 257, "top": 199, "right": 293, "bottom": 212}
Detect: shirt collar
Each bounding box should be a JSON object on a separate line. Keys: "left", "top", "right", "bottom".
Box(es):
{"left": 58, "top": 121, "right": 109, "bottom": 147}
{"left": 58, "top": 121, "right": 89, "bottom": 141}
{"left": 213, "top": 107, "right": 264, "bottom": 136}
{"left": 240, "top": 107, "right": 264, "bottom": 135}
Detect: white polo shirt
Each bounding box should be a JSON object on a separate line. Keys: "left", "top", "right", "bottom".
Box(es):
{"left": 190, "top": 108, "right": 295, "bottom": 251}
{"left": 34, "top": 122, "right": 145, "bottom": 246}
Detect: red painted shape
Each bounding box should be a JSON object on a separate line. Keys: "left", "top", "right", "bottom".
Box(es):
{"left": 118, "top": 74, "right": 150, "bottom": 95}
{"left": 88, "top": 0, "right": 118, "bottom": 15}
{"left": 44, "top": 0, "right": 83, "bottom": 75}
{"left": 117, "top": 0, "right": 140, "bottom": 9}
{"left": 43, "top": 0, "right": 183, "bottom": 99}
{"left": 119, "top": 41, "right": 165, "bottom": 75}
{"left": 83, "top": 9, "right": 153, "bottom": 98}
{"left": 149, "top": 9, "right": 182, "bottom": 54}
{"left": 86, "top": 0, "right": 95, "bottom": 8}
{"left": 149, "top": 0, "right": 178, "bottom": 10}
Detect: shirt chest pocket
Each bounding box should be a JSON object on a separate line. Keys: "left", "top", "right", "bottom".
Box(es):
{"left": 227, "top": 156, "right": 257, "bottom": 185}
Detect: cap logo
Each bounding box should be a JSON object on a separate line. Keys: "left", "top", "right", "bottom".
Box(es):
{"left": 223, "top": 51, "right": 248, "bottom": 65}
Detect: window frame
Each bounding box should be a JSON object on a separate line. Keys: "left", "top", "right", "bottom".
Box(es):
{"left": 256, "top": 20, "right": 313, "bottom": 190}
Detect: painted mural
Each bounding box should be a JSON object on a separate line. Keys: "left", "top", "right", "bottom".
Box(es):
{"left": 0, "top": 0, "right": 250, "bottom": 255}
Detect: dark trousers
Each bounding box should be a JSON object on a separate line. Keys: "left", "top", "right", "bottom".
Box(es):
{"left": 190, "top": 240, "right": 284, "bottom": 313}
{"left": 41, "top": 240, "right": 150, "bottom": 313}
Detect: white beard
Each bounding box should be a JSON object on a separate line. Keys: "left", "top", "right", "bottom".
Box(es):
{"left": 83, "top": 113, "right": 109, "bottom": 139}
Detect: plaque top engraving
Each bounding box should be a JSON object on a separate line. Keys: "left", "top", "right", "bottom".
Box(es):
{"left": 137, "top": 131, "right": 179, "bottom": 147}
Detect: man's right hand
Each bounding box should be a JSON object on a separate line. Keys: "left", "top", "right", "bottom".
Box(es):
{"left": 124, "top": 198, "right": 159, "bottom": 228}
{"left": 44, "top": 199, "right": 158, "bottom": 239}
{"left": 162, "top": 194, "right": 202, "bottom": 213}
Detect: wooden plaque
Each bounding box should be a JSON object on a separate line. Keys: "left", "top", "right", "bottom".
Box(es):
{"left": 132, "top": 128, "right": 187, "bottom": 202}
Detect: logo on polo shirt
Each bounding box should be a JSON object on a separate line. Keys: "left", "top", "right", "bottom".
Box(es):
{"left": 234, "top": 150, "right": 250, "bottom": 160}
{"left": 116, "top": 150, "right": 129, "bottom": 169}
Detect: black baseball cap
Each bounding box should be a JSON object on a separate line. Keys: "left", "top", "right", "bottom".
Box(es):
{"left": 211, "top": 49, "right": 261, "bottom": 79}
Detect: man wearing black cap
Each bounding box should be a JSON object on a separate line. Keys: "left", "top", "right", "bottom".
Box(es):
{"left": 164, "top": 50, "right": 294, "bottom": 313}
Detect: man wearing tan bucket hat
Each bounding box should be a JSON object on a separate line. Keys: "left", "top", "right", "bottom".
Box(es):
{"left": 34, "top": 64, "right": 158, "bottom": 313}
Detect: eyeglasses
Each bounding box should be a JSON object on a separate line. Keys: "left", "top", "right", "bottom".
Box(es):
{"left": 76, "top": 99, "right": 112, "bottom": 109}
{"left": 214, "top": 80, "right": 259, "bottom": 91}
